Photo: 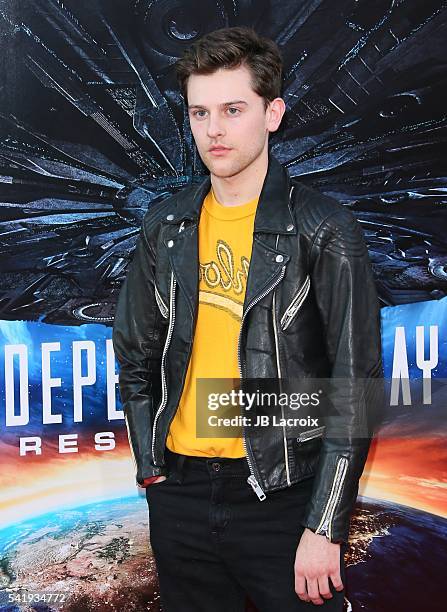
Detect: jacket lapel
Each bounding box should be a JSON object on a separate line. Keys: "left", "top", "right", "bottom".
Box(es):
{"left": 164, "top": 223, "right": 199, "bottom": 320}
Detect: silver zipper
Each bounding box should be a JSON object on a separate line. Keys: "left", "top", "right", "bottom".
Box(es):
{"left": 315, "top": 455, "right": 349, "bottom": 540}
{"left": 296, "top": 425, "right": 325, "bottom": 443}
{"left": 272, "top": 234, "right": 291, "bottom": 486}
{"left": 237, "top": 264, "right": 287, "bottom": 501}
{"left": 280, "top": 275, "right": 311, "bottom": 331}
{"left": 154, "top": 283, "right": 169, "bottom": 319}
{"left": 151, "top": 270, "right": 177, "bottom": 461}
{"left": 151, "top": 222, "right": 186, "bottom": 462}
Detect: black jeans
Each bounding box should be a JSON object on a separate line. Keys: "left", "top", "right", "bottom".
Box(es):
{"left": 146, "top": 447, "right": 347, "bottom": 612}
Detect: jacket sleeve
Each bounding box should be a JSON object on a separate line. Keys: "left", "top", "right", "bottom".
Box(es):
{"left": 112, "top": 221, "right": 167, "bottom": 485}
{"left": 301, "top": 207, "right": 384, "bottom": 544}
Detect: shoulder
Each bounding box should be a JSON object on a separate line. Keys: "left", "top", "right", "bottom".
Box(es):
{"left": 289, "top": 178, "right": 362, "bottom": 242}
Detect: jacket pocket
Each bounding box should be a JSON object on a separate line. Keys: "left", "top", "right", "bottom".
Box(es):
{"left": 154, "top": 283, "right": 169, "bottom": 319}
{"left": 296, "top": 425, "right": 325, "bottom": 443}
{"left": 280, "top": 275, "right": 311, "bottom": 331}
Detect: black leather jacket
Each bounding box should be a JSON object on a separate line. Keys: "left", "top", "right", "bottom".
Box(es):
{"left": 112, "top": 153, "right": 383, "bottom": 544}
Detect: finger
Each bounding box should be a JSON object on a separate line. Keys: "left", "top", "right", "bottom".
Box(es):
{"left": 317, "top": 575, "right": 333, "bottom": 600}
{"left": 294, "top": 574, "right": 310, "bottom": 602}
{"left": 329, "top": 570, "right": 344, "bottom": 592}
{"left": 307, "top": 577, "right": 324, "bottom": 605}
{"left": 153, "top": 476, "right": 167, "bottom": 484}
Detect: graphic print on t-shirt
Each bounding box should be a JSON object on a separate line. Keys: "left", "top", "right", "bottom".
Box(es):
{"left": 199, "top": 238, "right": 250, "bottom": 322}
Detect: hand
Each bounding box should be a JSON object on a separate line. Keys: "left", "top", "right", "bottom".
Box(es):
{"left": 150, "top": 476, "right": 167, "bottom": 485}
{"left": 139, "top": 475, "right": 167, "bottom": 488}
{"left": 294, "top": 528, "right": 344, "bottom": 605}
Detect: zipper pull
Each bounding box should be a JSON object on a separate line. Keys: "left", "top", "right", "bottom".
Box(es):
{"left": 316, "top": 520, "right": 330, "bottom": 539}
{"left": 247, "top": 475, "right": 266, "bottom": 501}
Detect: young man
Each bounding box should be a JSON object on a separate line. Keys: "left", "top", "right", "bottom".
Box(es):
{"left": 112, "top": 27, "right": 383, "bottom": 611}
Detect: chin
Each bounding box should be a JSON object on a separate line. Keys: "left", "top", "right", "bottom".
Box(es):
{"left": 208, "top": 166, "right": 238, "bottom": 178}
{"left": 203, "top": 159, "right": 232, "bottom": 177}
{"left": 205, "top": 158, "right": 249, "bottom": 179}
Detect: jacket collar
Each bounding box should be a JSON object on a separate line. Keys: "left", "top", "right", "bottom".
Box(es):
{"left": 169, "top": 153, "right": 296, "bottom": 235}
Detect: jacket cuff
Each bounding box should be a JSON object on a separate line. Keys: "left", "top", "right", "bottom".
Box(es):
{"left": 300, "top": 452, "right": 357, "bottom": 544}
{"left": 303, "top": 521, "right": 347, "bottom": 545}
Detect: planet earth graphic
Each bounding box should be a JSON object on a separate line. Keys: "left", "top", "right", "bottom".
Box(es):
{"left": 0, "top": 496, "right": 446, "bottom": 611}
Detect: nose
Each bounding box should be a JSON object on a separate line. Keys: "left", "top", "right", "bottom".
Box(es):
{"left": 206, "top": 112, "right": 225, "bottom": 139}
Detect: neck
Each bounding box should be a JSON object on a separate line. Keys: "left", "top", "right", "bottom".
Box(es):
{"left": 210, "top": 145, "right": 269, "bottom": 207}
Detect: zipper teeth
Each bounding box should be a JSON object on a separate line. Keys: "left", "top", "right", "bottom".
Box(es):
{"left": 154, "top": 283, "right": 168, "bottom": 318}
{"left": 238, "top": 265, "right": 287, "bottom": 488}
{"left": 151, "top": 219, "right": 191, "bottom": 466}
{"left": 297, "top": 426, "right": 325, "bottom": 442}
{"left": 327, "top": 457, "right": 349, "bottom": 541}
{"left": 272, "top": 234, "right": 291, "bottom": 487}
{"left": 151, "top": 270, "right": 176, "bottom": 460}
{"left": 315, "top": 456, "right": 349, "bottom": 539}
{"left": 280, "top": 275, "right": 311, "bottom": 330}
{"left": 285, "top": 275, "right": 310, "bottom": 317}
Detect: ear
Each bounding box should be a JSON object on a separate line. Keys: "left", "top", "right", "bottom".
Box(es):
{"left": 266, "top": 97, "right": 286, "bottom": 133}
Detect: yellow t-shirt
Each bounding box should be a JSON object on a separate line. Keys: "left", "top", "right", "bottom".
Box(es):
{"left": 165, "top": 187, "right": 258, "bottom": 457}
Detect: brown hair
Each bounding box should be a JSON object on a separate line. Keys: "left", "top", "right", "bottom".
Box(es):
{"left": 175, "top": 26, "right": 283, "bottom": 109}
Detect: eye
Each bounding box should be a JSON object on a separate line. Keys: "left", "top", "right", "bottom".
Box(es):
{"left": 191, "top": 110, "right": 207, "bottom": 119}
{"left": 227, "top": 107, "right": 241, "bottom": 116}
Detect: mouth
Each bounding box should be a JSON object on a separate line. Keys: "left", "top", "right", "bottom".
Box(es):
{"left": 209, "top": 146, "right": 232, "bottom": 156}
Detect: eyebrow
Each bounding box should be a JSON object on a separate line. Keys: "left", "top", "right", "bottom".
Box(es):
{"left": 187, "top": 100, "right": 248, "bottom": 110}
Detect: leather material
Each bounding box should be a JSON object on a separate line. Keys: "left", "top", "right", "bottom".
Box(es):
{"left": 112, "top": 153, "right": 384, "bottom": 544}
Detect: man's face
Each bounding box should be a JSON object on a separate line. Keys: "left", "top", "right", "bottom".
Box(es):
{"left": 186, "top": 65, "right": 275, "bottom": 178}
